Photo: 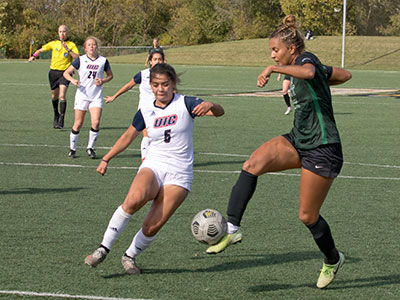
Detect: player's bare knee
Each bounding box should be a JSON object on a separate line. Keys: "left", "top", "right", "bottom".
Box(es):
{"left": 298, "top": 211, "right": 318, "bottom": 225}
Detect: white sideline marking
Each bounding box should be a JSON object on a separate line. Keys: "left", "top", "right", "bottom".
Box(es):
{"left": 1, "top": 144, "right": 400, "bottom": 170}
{"left": 0, "top": 290, "right": 150, "bottom": 300}
{"left": 1, "top": 162, "right": 399, "bottom": 181}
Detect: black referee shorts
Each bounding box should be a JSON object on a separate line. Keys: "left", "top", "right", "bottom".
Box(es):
{"left": 283, "top": 133, "right": 343, "bottom": 178}
{"left": 48, "top": 69, "right": 70, "bottom": 90}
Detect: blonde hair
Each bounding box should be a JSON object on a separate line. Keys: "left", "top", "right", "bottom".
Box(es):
{"left": 269, "top": 15, "right": 305, "bottom": 53}
{"left": 84, "top": 36, "right": 101, "bottom": 48}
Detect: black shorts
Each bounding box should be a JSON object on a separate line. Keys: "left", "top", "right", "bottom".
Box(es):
{"left": 283, "top": 133, "right": 343, "bottom": 178}
{"left": 48, "top": 69, "right": 69, "bottom": 90}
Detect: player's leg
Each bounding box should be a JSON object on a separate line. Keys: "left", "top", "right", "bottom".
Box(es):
{"left": 58, "top": 83, "right": 69, "bottom": 129}
{"left": 85, "top": 168, "right": 159, "bottom": 268}
{"left": 299, "top": 168, "right": 344, "bottom": 288}
{"left": 69, "top": 109, "right": 86, "bottom": 158}
{"left": 123, "top": 184, "right": 188, "bottom": 274}
{"left": 282, "top": 79, "right": 291, "bottom": 115}
{"left": 86, "top": 106, "right": 102, "bottom": 159}
{"left": 207, "top": 136, "right": 301, "bottom": 254}
{"left": 140, "top": 129, "right": 150, "bottom": 160}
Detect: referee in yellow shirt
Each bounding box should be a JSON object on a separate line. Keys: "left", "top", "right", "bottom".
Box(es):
{"left": 29, "top": 25, "right": 79, "bottom": 129}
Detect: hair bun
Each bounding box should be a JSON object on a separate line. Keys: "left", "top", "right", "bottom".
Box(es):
{"left": 283, "top": 15, "right": 296, "bottom": 28}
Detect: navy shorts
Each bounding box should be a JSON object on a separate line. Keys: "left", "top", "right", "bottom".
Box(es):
{"left": 48, "top": 69, "right": 69, "bottom": 90}
{"left": 283, "top": 134, "right": 343, "bottom": 178}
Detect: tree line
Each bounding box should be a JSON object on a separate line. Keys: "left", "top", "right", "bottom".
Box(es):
{"left": 1, "top": 0, "right": 399, "bottom": 58}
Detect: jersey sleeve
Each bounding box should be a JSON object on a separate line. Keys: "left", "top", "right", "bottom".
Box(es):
{"left": 71, "top": 57, "right": 80, "bottom": 69}
{"left": 69, "top": 42, "right": 79, "bottom": 55}
{"left": 104, "top": 59, "right": 111, "bottom": 72}
{"left": 184, "top": 96, "right": 204, "bottom": 118}
{"left": 133, "top": 71, "right": 142, "bottom": 84}
{"left": 284, "top": 75, "right": 291, "bottom": 81}
{"left": 323, "top": 65, "right": 333, "bottom": 79}
{"left": 41, "top": 41, "right": 54, "bottom": 52}
{"left": 296, "top": 52, "right": 315, "bottom": 66}
{"left": 131, "top": 109, "right": 145, "bottom": 131}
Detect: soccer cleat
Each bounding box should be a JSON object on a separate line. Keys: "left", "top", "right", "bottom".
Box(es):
{"left": 316, "top": 252, "right": 345, "bottom": 289}
{"left": 284, "top": 107, "right": 292, "bottom": 115}
{"left": 58, "top": 114, "right": 65, "bottom": 129}
{"left": 68, "top": 149, "right": 76, "bottom": 158}
{"left": 84, "top": 247, "right": 108, "bottom": 268}
{"left": 53, "top": 113, "right": 61, "bottom": 129}
{"left": 206, "top": 231, "right": 242, "bottom": 254}
{"left": 87, "top": 148, "right": 96, "bottom": 159}
{"left": 121, "top": 254, "right": 141, "bottom": 275}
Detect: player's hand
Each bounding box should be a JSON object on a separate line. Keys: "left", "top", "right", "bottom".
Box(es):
{"left": 60, "top": 40, "right": 69, "bottom": 51}
{"left": 96, "top": 161, "right": 108, "bottom": 176}
{"left": 192, "top": 101, "right": 213, "bottom": 116}
{"left": 72, "top": 79, "right": 80, "bottom": 87}
{"left": 28, "top": 56, "right": 36, "bottom": 62}
{"left": 257, "top": 67, "right": 273, "bottom": 88}
{"left": 95, "top": 78, "right": 103, "bottom": 86}
{"left": 104, "top": 95, "right": 116, "bottom": 103}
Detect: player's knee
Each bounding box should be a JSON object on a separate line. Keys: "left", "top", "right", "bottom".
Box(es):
{"left": 298, "top": 210, "right": 319, "bottom": 225}
{"left": 142, "top": 223, "right": 159, "bottom": 237}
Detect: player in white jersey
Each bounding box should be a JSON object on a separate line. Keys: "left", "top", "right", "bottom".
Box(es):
{"left": 104, "top": 51, "right": 165, "bottom": 160}
{"left": 84, "top": 63, "right": 224, "bottom": 274}
{"left": 63, "top": 36, "right": 113, "bottom": 159}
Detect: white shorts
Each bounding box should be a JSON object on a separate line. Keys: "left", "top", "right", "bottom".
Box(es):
{"left": 139, "top": 160, "right": 193, "bottom": 192}
{"left": 74, "top": 98, "right": 103, "bottom": 111}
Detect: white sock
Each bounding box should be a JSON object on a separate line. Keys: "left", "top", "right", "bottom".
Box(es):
{"left": 101, "top": 205, "right": 132, "bottom": 250}
{"left": 87, "top": 129, "right": 99, "bottom": 149}
{"left": 70, "top": 131, "right": 80, "bottom": 151}
{"left": 140, "top": 137, "right": 150, "bottom": 159}
{"left": 125, "top": 228, "right": 156, "bottom": 258}
{"left": 227, "top": 222, "right": 239, "bottom": 234}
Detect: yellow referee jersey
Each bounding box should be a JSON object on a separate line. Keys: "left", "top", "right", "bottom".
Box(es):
{"left": 41, "top": 40, "right": 79, "bottom": 71}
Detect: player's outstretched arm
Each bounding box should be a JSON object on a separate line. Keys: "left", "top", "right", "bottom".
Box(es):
{"left": 28, "top": 48, "right": 44, "bottom": 62}
{"left": 329, "top": 67, "right": 352, "bottom": 86}
{"left": 97, "top": 125, "right": 140, "bottom": 176}
{"left": 104, "top": 78, "right": 136, "bottom": 103}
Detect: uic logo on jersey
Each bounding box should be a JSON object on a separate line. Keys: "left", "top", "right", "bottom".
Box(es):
{"left": 87, "top": 64, "right": 99, "bottom": 70}
{"left": 153, "top": 114, "right": 178, "bottom": 128}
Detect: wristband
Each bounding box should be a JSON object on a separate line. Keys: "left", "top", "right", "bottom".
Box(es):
{"left": 32, "top": 53, "right": 38, "bottom": 57}
{"left": 102, "top": 159, "right": 109, "bottom": 163}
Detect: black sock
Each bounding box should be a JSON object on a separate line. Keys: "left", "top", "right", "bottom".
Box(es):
{"left": 52, "top": 99, "right": 59, "bottom": 115}
{"left": 60, "top": 100, "right": 66, "bottom": 116}
{"left": 307, "top": 215, "right": 339, "bottom": 264}
{"left": 283, "top": 94, "right": 290, "bottom": 107}
{"left": 227, "top": 169, "right": 258, "bottom": 226}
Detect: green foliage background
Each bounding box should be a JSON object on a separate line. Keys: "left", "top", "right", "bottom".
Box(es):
{"left": 1, "top": 0, "right": 400, "bottom": 58}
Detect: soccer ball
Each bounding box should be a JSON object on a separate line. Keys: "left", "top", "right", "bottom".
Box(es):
{"left": 191, "top": 209, "right": 227, "bottom": 245}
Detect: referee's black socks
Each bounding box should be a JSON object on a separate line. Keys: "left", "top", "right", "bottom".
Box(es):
{"left": 52, "top": 99, "right": 59, "bottom": 116}
{"left": 227, "top": 169, "right": 258, "bottom": 226}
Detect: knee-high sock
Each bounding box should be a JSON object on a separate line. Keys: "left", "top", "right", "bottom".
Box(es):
{"left": 87, "top": 128, "right": 99, "bottom": 149}
{"left": 101, "top": 205, "right": 132, "bottom": 250}
{"left": 306, "top": 215, "right": 339, "bottom": 264}
{"left": 227, "top": 169, "right": 258, "bottom": 226}
{"left": 283, "top": 94, "right": 291, "bottom": 107}
{"left": 59, "top": 100, "right": 66, "bottom": 116}
{"left": 52, "top": 99, "right": 59, "bottom": 115}
{"left": 125, "top": 228, "right": 156, "bottom": 258}
{"left": 70, "top": 129, "right": 80, "bottom": 151}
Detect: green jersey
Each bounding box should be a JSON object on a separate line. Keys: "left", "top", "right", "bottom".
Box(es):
{"left": 288, "top": 52, "right": 341, "bottom": 149}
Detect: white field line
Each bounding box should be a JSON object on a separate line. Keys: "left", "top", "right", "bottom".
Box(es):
{"left": 0, "top": 290, "right": 150, "bottom": 300}
{"left": 1, "top": 161, "right": 399, "bottom": 181}
{"left": 1, "top": 143, "right": 399, "bottom": 169}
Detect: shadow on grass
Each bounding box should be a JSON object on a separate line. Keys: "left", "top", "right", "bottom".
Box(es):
{"left": 348, "top": 48, "right": 400, "bottom": 68}
{"left": 0, "top": 187, "right": 86, "bottom": 195}
{"left": 194, "top": 159, "right": 245, "bottom": 168}
{"left": 248, "top": 274, "right": 400, "bottom": 293}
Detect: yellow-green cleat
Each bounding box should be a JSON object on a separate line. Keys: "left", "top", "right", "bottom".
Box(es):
{"left": 316, "top": 252, "right": 345, "bottom": 289}
{"left": 206, "top": 231, "right": 242, "bottom": 254}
